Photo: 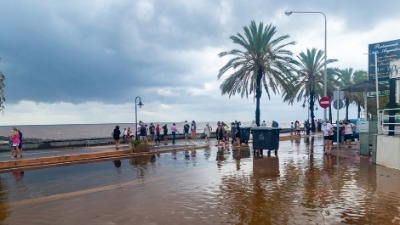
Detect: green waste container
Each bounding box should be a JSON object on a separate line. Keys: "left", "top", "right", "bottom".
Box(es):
{"left": 251, "top": 127, "right": 280, "bottom": 155}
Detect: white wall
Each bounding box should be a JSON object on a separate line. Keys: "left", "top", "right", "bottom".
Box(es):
{"left": 376, "top": 135, "right": 400, "bottom": 170}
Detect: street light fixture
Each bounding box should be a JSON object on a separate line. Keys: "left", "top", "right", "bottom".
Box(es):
{"left": 135, "top": 96, "right": 144, "bottom": 140}
{"left": 302, "top": 98, "right": 310, "bottom": 122}
{"left": 285, "top": 10, "right": 328, "bottom": 120}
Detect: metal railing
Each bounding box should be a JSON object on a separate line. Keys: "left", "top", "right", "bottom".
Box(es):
{"left": 379, "top": 108, "right": 400, "bottom": 135}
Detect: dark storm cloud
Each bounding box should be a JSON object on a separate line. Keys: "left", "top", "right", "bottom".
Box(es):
{"left": 1, "top": 0, "right": 400, "bottom": 106}
{"left": 0, "top": 0, "right": 229, "bottom": 104}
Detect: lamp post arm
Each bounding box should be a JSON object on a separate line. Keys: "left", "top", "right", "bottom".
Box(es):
{"left": 286, "top": 10, "right": 327, "bottom": 120}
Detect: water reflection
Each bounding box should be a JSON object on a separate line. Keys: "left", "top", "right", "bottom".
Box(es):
{"left": 130, "top": 155, "right": 151, "bottom": 179}
{"left": 0, "top": 178, "right": 9, "bottom": 223}
{"left": 2, "top": 140, "right": 400, "bottom": 225}
{"left": 113, "top": 160, "right": 121, "bottom": 168}
{"left": 113, "top": 160, "right": 122, "bottom": 174}
{"left": 253, "top": 156, "right": 280, "bottom": 179}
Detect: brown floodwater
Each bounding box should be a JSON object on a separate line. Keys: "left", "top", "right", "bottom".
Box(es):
{"left": 0, "top": 137, "right": 399, "bottom": 225}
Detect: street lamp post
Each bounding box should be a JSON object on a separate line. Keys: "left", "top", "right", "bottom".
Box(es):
{"left": 135, "top": 96, "right": 144, "bottom": 140}
{"left": 302, "top": 97, "right": 310, "bottom": 122}
{"left": 285, "top": 10, "right": 328, "bottom": 120}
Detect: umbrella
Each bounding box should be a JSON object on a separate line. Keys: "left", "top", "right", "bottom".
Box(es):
{"left": 342, "top": 80, "right": 389, "bottom": 119}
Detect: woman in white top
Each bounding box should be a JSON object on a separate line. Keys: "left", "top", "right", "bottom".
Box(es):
{"left": 204, "top": 123, "right": 212, "bottom": 144}
{"left": 321, "top": 121, "right": 334, "bottom": 154}
{"left": 343, "top": 120, "right": 356, "bottom": 148}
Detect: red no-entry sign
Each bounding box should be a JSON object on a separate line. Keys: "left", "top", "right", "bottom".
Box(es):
{"left": 319, "top": 96, "right": 331, "bottom": 109}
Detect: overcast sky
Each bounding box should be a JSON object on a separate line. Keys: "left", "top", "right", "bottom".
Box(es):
{"left": 0, "top": 0, "right": 399, "bottom": 125}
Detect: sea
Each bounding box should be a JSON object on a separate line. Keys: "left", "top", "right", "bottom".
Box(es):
{"left": 0, "top": 121, "right": 292, "bottom": 140}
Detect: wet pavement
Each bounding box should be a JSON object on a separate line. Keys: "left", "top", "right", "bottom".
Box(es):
{"left": 0, "top": 136, "right": 399, "bottom": 225}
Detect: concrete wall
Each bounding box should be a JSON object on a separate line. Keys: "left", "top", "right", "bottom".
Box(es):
{"left": 0, "top": 128, "right": 292, "bottom": 151}
{"left": 376, "top": 135, "right": 400, "bottom": 170}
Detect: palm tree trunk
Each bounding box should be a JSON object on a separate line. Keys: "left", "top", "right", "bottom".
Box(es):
{"left": 329, "top": 106, "right": 332, "bottom": 122}
{"left": 310, "top": 91, "right": 316, "bottom": 132}
{"left": 357, "top": 103, "right": 361, "bottom": 118}
{"left": 255, "top": 66, "right": 263, "bottom": 127}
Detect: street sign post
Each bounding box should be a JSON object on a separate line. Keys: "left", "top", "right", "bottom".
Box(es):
{"left": 333, "top": 100, "right": 344, "bottom": 110}
{"left": 319, "top": 96, "right": 331, "bottom": 109}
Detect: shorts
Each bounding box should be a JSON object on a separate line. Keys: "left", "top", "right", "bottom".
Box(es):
{"left": 324, "top": 135, "right": 333, "bottom": 141}
{"left": 184, "top": 133, "right": 189, "bottom": 137}
{"left": 191, "top": 130, "right": 196, "bottom": 135}
{"left": 344, "top": 134, "right": 352, "bottom": 141}
{"left": 12, "top": 143, "right": 19, "bottom": 147}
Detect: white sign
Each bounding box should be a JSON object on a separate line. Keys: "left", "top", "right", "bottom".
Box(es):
{"left": 357, "top": 121, "right": 369, "bottom": 133}
{"left": 333, "top": 90, "right": 345, "bottom": 101}
{"left": 390, "top": 60, "right": 400, "bottom": 79}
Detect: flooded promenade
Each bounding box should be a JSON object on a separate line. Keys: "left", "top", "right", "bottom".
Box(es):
{"left": 0, "top": 136, "right": 399, "bottom": 225}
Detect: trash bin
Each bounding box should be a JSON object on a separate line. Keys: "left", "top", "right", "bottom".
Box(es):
{"left": 240, "top": 127, "right": 251, "bottom": 144}
{"left": 251, "top": 127, "right": 280, "bottom": 155}
{"left": 231, "top": 126, "right": 251, "bottom": 144}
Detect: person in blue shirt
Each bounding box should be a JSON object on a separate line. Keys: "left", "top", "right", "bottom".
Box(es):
{"left": 272, "top": 120, "right": 279, "bottom": 128}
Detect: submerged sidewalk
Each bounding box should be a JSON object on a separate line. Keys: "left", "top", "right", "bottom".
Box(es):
{"left": 0, "top": 134, "right": 366, "bottom": 172}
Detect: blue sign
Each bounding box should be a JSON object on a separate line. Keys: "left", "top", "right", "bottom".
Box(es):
{"left": 368, "top": 39, "right": 400, "bottom": 81}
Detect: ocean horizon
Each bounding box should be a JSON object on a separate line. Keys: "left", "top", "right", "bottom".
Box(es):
{"left": 0, "top": 121, "right": 293, "bottom": 140}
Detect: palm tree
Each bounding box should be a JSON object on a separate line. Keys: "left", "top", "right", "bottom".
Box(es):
{"left": 352, "top": 70, "right": 368, "bottom": 118}
{"left": 218, "top": 21, "right": 296, "bottom": 126}
{"left": 282, "top": 48, "right": 337, "bottom": 132}
{"left": 336, "top": 68, "right": 368, "bottom": 120}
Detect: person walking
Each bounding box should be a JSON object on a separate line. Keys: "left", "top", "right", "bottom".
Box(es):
{"left": 183, "top": 121, "right": 190, "bottom": 143}
{"left": 9, "top": 128, "right": 21, "bottom": 158}
{"left": 17, "top": 128, "right": 23, "bottom": 157}
{"left": 215, "top": 122, "right": 224, "bottom": 147}
{"left": 171, "top": 123, "right": 178, "bottom": 145}
{"left": 162, "top": 124, "right": 168, "bottom": 145}
{"left": 343, "top": 120, "right": 356, "bottom": 148}
{"left": 190, "top": 120, "right": 197, "bottom": 142}
{"left": 140, "top": 123, "right": 148, "bottom": 142}
{"left": 155, "top": 124, "right": 161, "bottom": 146}
{"left": 148, "top": 123, "right": 155, "bottom": 145}
{"left": 305, "top": 120, "right": 311, "bottom": 136}
{"left": 321, "top": 120, "right": 334, "bottom": 154}
{"left": 204, "top": 123, "right": 212, "bottom": 144}
{"left": 122, "top": 128, "right": 128, "bottom": 143}
{"left": 112, "top": 125, "right": 121, "bottom": 150}
{"left": 127, "top": 127, "right": 133, "bottom": 141}
{"left": 235, "top": 122, "right": 241, "bottom": 147}
{"left": 295, "top": 120, "right": 301, "bottom": 135}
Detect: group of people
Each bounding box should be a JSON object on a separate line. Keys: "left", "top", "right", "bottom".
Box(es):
{"left": 321, "top": 119, "right": 356, "bottom": 154}
{"left": 215, "top": 121, "right": 242, "bottom": 148}
{"left": 9, "top": 127, "right": 23, "bottom": 158}
{"left": 111, "top": 120, "right": 247, "bottom": 149}
{"left": 112, "top": 120, "right": 200, "bottom": 148}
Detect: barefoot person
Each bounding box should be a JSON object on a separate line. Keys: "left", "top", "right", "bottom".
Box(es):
{"left": 235, "top": 122, "right": 241, "bottom": 147}
{"left": 321, "top": 120, "right": 334, "bottom": 154}
{"left": 204, "top": 123, "right": 212, "bottom": 144}
{"left": 215, "top": 122, "right": 224, "bottom": 146}
{"left": 190, "top": 120, "right": 197, "bottom": 142}
{"left": 112, "top": 125, "right": 121, "bottom": 150}
{"left": 9, "top": 127, "right": 21, "bottom": 158}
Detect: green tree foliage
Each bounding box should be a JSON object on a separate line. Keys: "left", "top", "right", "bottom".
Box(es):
{"left": 218, "top": 21, "right": 296, "bottom": 126}
{"left": 282, "top": 48, "right": 337, "bottom": 130}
